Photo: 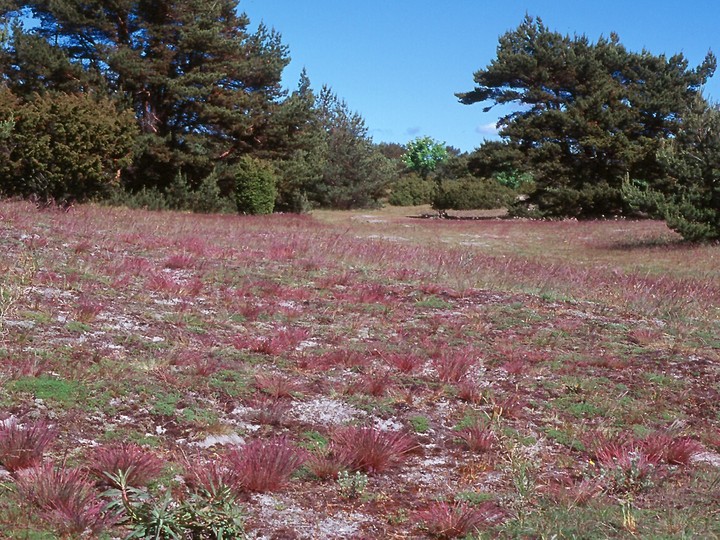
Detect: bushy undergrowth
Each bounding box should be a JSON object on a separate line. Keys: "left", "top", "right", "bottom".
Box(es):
{"left": 388, "top": 174, "right": 436, "bottom": 206}
{"left": 434, "top": 177, "right": 516, "bottom": 210}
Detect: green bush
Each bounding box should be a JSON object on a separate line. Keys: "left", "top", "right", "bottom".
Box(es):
{"left": 105, "top": 186, "right": 169, "bottom": 211}
{"left": 0, "top": 90, "right": 138, "bottom": 204}
{"left": 434, "top": 177, "right": 516, "bottom": 210}
{"left": 192, "top": 172, "right": 236, "bottom": 214}
{"left": 234, "top": 157, "right": 277, "bottom": 215}
{"left": 388, "top": 174, "right": 435, "bottom": 206}
{"left": 495, "top": 170, "right": 534, "bottom": 192}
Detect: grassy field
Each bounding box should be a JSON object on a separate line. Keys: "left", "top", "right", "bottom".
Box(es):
{"left": 0, "top": 200, "right": 718, "bottom": 539}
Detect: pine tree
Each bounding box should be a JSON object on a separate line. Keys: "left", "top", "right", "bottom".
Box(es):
{"left": 2, "top": 0, "right": 290, "bottom": 189}
{"left": 458, "top": 16, "right": 716, "bottom": 218}
{"left": 311, "top": 85, "right": 395, "bottom": 209}
{"left": 623, "top": 99, "right": 720, "bottom": 242}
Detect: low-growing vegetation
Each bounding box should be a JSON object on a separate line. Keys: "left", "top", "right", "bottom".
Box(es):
{"left": 0, "top": 200, "right": 718, "bottom": 538}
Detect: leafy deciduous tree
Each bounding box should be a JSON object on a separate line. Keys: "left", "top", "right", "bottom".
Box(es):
{"left": 402, "top": 136, "right": 449, "bottom": 180}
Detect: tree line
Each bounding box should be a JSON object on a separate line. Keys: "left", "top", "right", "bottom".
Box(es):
{"left": 0, "top": 0, "right": 396, "bottom": 213}
{"left": 0, "top": 7, "right": 717, "bottom": 240}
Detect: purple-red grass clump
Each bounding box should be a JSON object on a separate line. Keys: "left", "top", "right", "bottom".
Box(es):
{"left": 254, "top": 373, "right": 303, "bottom": 399}
{"left": 433, "top": 350, "right": 477, "bottom": 383}
{"left": 0, "top": 419, "right": 55, "bottom": 472}
{"left": 416, "top": 501, "right": 504, "bottom": 539}
{"left": 86, "top": 442, "right": 165, "bottom": 488}
{"left": 331, "top": 427, "right": 417, "bottom": 475}
{"left": 642, "top": 432, "right": 704, "bottom": 465}
{"left": 228, "top": 436, "right": 306, "bottom": 492}
{"left": 14, "top": 462, "right": 112, "bottom": 536}
{"left": 456, "top": 423, "right": 497, "bottom": 453}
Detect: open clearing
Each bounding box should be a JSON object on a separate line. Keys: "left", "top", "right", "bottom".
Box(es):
{"left": 1, "top": 200, "right": 719, "bottom": 538}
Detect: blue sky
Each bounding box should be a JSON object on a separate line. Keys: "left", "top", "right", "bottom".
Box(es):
{"left": 241, "top": 1, "right": 720, "bottom": 152}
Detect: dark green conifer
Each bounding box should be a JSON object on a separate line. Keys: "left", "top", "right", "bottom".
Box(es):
{"left": 458, "top": 15, "right": 716, "bottom": 218}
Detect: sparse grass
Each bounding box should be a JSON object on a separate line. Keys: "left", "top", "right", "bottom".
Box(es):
{"left": 0, "top": 200, "right": 718, "bottom": 537}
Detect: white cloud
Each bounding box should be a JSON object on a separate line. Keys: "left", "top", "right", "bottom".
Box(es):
{"left": 475, "top": 122, "right": 499, "bottom": 136}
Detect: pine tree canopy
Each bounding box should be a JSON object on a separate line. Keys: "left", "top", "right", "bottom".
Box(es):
{"left": 1, "top": 0, "right": 290, "bottom": 188}
{"left": 457, "top": 15, "right": 716, "bottom": 218}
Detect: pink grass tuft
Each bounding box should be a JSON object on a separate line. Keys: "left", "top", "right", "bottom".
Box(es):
{"left": 228, "top": 436, "right": 306, "bottom": 492}
{"left": 433, "top": 350, "right": 476, "bottom": 383}
{"left": 254, "top": 373, "right": 303, "bottom": 399}
{"left": 164, "top": 253, "right": 195, "bottom": 269}
{"left": 0, "top": 419, "right": 55, "bottom": 472}
{"left": 416, "top": 501, "right": 504, "bottom": 538}
{"left": 456, "top": 424, "right": 497, "bottom": 453}
{"left": 182, "top": 455, "right": 241, "bottom": 494}
{"left": 86, "top": 443, "right": 164, "bottom": 488}
{"left": 642, "top": 432, "right": 704, "bottom": 465}
{"left": 383, "top": 352, "right": 424, "bottom": 374}
{"left": 14, "top": 462, "right": 112, "bottom": 536}
{"left": 331, "top": 427, "right": 417, "bottom": 475}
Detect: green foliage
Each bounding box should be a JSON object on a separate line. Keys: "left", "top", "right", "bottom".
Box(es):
{"left": 272, "top": 70, "right": 326, "bottom": 212}
{"left": 5, "top": 0, "right": 289, "bottom": 190}
{"left": 622, "top": 102, "right": 720, "bottom": 242}
{"left": 388, "top": 174, "right": 435, "bottom": 206}
{"left": 467, "top": 141, "right": 527, "bottom": 179}
{"left": 336, "top": 470, "right": 369, "bottom": 500}
{"left": 409, "top": 415, "right": 431, "bottom": 433}
{"left": 458, "top": 15, "right": 716, "bottom": 218}
{"left": 434, "top": 177, "right": 516, "bottom": 210}
{"left": 310, "top": 86, "right": 396, "bottom": 209}
{"left": 234, "top": 157, "right": 277, "bottom": 215}
{"left": 9, "top": 376, "right": 80, "bottom": 406}
{"left": 105, "top": 470, "right": 246, "bottom": 539}
{"left": 105, "top": 186, "right": 169, "bottom": 212}
{"left": 0, "top": 90, "right": 138, "bottom": 203}
{"left": 402, "top": 136, "right": 449, "bottom": 179}
{"left": 495, "top": 170, "right": 534, "bottom": 192}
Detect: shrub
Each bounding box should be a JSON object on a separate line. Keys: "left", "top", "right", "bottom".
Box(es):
{"left": 388, "top": 174, "right": 436, "bottom": 206}
{"left": 331, "top": 427, "right": 417, "bottom": 474}
{"left": 191, "top": 172, "right": 236, "bottom": 214}
{"left": 234, "top": 156, "right": 277, "bottom": 215}
{"left": 622, "top": 102, "right": 720, "bottom": 242}
{"left": 0, "top": 91, "right": 138, "bottom": 204}
{"left": 433, "top": 177, "right": 516, "bottom": 211}
{"left": 0, "top": 419, "right": 55, "bottom": 472}
{"left": 105, "top": 185, "right": 169, "bottom": 211}
{"left": 495, "top": 169, "right": 534, "bottom": 192}
{"left": 86, "top": 443, "right": 165, "bottom": 488}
